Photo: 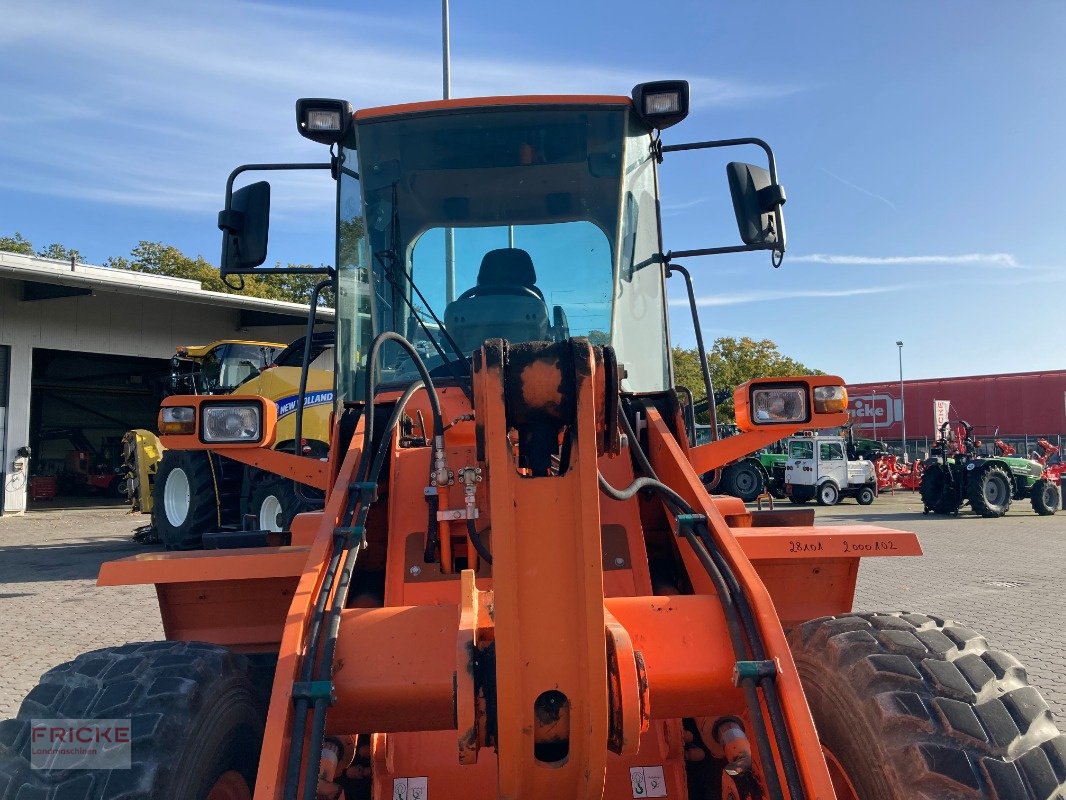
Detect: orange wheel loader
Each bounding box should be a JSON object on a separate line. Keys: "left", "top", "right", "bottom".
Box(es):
{"left": 2, "top": 82, "right": 1063, "bottom": 800}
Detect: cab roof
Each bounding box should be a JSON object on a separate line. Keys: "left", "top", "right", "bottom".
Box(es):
{"left": 354, "top": 94, "right": 632, "bottom": 121}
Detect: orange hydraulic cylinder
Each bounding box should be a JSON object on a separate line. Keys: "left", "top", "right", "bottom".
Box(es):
{"left": 604, "top": 595, "right": 741, "bottom": 720}
{"left": 326, "top": 605, "right": 459, "bottom": 735}
{"left": 325, "top": 596, "right": 741, "bottom": 738}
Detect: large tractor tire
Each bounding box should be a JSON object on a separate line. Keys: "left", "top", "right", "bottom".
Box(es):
{"left": 729, "top": 460, "right": 765, "bottom": 503}
{"left": 816, "top": 481, "right": 841, "bottom": 506}
{"left": 0, "top": 642, "right": 266, "bottom": 800}
{"left": 969, "top": 465, "right": 1013, "bottom": 518}
{"left": 920, "top": 462, "right": 958, "bottom": 514}
{"left": 249, "top": 477, "right": 306, "bottom": 533}
{"left": 789, "top": 613, "right": 1066, "bottom": 799}
{"left": 152, "top": 451, "right": 219, "bottom": 550}
{"left": 1031, "top": 479, "right": 1060, "bottom": 516}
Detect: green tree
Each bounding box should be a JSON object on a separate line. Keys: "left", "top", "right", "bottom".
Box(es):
{"left": 105, "top": 242, "right": 334, "bottom": 305}
{"left": 36, "top": 242, "right": 82, "bottom": 262}
{"left": 672, "top": 336, "right": 822, "bottom": 423}
{"left": 0, "top": 232, "right": 34, "bottom": 255}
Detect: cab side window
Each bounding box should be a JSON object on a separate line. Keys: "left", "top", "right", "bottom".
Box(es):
{"left": 820, "top": 443, "right": 844, "bottom": 460}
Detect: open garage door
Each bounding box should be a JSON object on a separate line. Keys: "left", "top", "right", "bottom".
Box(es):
{"left": 0, "top": 345, "right": 8, "bottom": 512}
{"left": 29, "top": 349, "right": 170, "bottom": 503}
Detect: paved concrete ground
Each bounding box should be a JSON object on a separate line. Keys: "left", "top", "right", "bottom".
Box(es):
{"left": 0, "top": 492, "right": 1063, "bottom": 723}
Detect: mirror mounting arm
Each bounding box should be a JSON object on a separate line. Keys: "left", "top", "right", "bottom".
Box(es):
{"left": 224, "top": 161, "right": 333, "bottom": 200}
{"left": 661, "top": 137, "right": 786, "bottom": 267}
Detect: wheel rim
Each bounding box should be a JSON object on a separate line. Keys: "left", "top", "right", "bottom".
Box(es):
{"left": 821, "top": 485, "right": 837, "bottom": 504}
{"left": 985, "top": 476, "right": 1006, "bottom": 505}
{"left": 734, "top": 469, "right": 757, "bottom": 494}
{"left": 163, "top": 467, "right": 191, "bottom": 527}
{"left": 821, "top": 745, "right": 859, "bottom": 800}
{"left": 259, "top": 494, "right": 283, "bottom": 532}
{"left": 206, "top": 770, "right": 252, "bottom": 800}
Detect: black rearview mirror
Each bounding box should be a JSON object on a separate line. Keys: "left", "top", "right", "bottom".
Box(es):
{"left": 219, "top": 181, "right": 271, "bottom": 275}
{"left": 727, "top": 162, "right": 786, "bottom": 247}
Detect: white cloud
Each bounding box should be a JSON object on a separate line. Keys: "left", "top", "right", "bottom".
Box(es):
{"left": 670, "top": 284, "right": 912, "bottom": 308}
{"left": 0, "top": 0, "right": 798, "bottom": 214}
{"left": 790, "top": 253, "right": 1020, "bottom": 267}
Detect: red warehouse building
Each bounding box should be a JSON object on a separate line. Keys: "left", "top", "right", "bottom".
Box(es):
{"left": 847, "top": 370, "right": 1066, "bottom": 447}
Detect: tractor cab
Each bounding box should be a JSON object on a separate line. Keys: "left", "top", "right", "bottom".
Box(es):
{"left": 170, "top": 340, "right": 284, "bottom": 395}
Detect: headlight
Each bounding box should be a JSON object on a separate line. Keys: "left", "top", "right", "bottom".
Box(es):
{"left": 813, "top": 385, "right": 848, "bottom": 413}
{"left": 202, "top": 403, "right": 262, "bottom": 443}
{"left": 159, "top": 406, "right": 195, "bottom": 435}
{"left": 750, "top": 386, "right": 808, "bottom": 424}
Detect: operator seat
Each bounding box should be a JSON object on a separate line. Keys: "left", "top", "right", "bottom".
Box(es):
{"left": 444, "top": 248, "right": 550, "bottom": 355}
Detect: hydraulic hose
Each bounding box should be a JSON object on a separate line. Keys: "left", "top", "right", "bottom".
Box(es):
{"left": 603, "top": 406, "right": 805, "bottom": 800}
{"left": 598, "top": 468, "right": 784, "bottom": 800}
{"left": 288, "top": 332, "right": 441, "bottom": 800}
{"left": 465, "top": 518, "right": 493, "bottom": 565}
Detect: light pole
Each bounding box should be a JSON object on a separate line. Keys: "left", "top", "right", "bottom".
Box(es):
{"left": 896, "top": 340, "right": 906, "bottom": 459}
{"left": 442, "top": 0, "right": 456, "bottom": 302}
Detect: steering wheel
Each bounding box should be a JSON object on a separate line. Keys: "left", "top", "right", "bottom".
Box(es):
{"left": 455, "top": 284, "right": 542, "bottom": 302}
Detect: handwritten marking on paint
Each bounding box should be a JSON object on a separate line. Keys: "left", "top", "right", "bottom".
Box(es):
{"left": 630, "top": 765, "right": 667, "bottom": 798}
{"left": 785, "top": 539, "right": 900, "bottom": 554}
{"left": 393, "top": 777, "right": 428, "bottom": 800}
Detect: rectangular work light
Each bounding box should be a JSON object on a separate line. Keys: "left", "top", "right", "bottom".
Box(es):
{"left": 631, "top": 80, "right": 689, "bottom": 131}
{"left": 296, "top": 98, "right": 354, "bottom": 145}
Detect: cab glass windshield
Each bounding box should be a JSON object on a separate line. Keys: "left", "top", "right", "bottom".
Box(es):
{"left": 334, "top": 102, "right": 668, "bottom": 402}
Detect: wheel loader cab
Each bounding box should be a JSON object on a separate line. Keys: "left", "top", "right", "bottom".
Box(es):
{"left": 334, "top": 98, "right": 670, "bottom": 399}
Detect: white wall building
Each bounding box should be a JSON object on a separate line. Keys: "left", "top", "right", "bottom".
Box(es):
{"left": 0, "top": 251, "right": 332, "bottom": 515}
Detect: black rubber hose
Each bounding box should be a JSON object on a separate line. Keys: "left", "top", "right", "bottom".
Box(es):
{"left": 606, "top": 409, "right": 801, "bottom": 799}
{"left": 597, "top": 470, "right": 784, "bottom": 800}
{"left": 465, "top": 518, "right": 493, "bottom": 565}
{"left": 288, "top": 372, "right": 430, "bottom": 800}
{"left": 298, "top": 345, "right": 437, "bottom": 799}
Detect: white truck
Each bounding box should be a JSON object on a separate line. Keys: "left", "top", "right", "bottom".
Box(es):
{"left": 784, "top": 434, "right": 877, "bottom": 506}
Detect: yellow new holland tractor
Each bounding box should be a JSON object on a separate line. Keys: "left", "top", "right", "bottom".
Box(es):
{"left": 125, "top": 335, "right": 335, "bottom": 547}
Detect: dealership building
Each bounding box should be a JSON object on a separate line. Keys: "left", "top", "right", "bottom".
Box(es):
{"left": 847, "top": 370, "right": 1066, "bottom": 458}
{"left": 0, "top": 251, "right": 331, "bottom": 516}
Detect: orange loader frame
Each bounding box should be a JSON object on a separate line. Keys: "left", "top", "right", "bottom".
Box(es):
{"left": 101, "top": 345, "right": 920, "bottom": 800}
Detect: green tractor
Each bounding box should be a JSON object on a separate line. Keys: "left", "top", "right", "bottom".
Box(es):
{"left": 694, "top": 422, "right": 789, "bottom": 501}
{"left": 920, "top": 420, "right": 1061, "bottom": 517}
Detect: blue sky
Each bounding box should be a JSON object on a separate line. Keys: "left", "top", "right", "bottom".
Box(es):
{"left": 2, "top": 0, "right": 1064, "bottom": 382}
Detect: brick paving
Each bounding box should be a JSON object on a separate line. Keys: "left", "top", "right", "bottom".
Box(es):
{"left": 0, "top": 492, "right": 1063, "bottom": 725}
{"left": 817, "top": 490, "right": 1066, "bottom": 720}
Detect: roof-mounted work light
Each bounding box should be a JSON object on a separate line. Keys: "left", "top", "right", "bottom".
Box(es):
{"left": 296, "top": 98, "right": 354, "bottom": 145}
{"left": 631, "top": 80, "right": 690, "bottom": 130}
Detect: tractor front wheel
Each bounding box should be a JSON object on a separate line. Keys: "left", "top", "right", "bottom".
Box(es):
{"left": 0, "top": 642, "right": 266, "bottom": 800}
{"left": 789, "top": 613, "right": 1066, "bottom": 799}
{"left": 1031, "top": 479, "right": 1060, "bottom": 516}
{"left": 250, "top": 477, "right": 306, "bottom": 533}
{"left": 152, "top": 451, "right": 219, "bottom": 549}
{"left": 969, "top": 465, "right": 1012, "bottom": 518}
{"left": 920, "top": 462, "right": 958, "bottom": 514}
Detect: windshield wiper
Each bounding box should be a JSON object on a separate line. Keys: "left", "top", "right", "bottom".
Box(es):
{"left": 373, "top": 182, "right": 474, "bottom": 400}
